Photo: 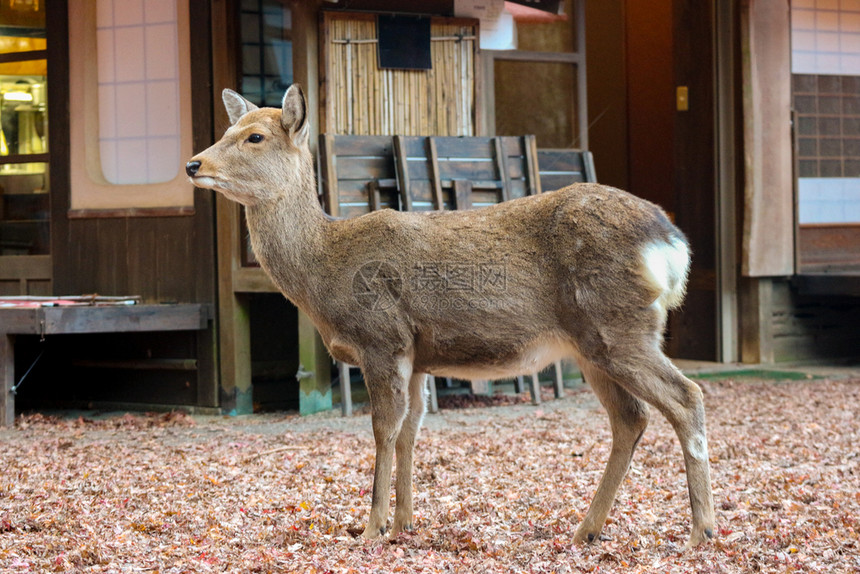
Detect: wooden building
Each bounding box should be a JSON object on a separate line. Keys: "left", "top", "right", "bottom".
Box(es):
{"left": 1, "top": 0, "right": 858, "bottom": 421}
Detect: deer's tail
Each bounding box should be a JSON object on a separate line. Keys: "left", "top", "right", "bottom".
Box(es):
{"left": 641, "top": 233, "right": 691, "bottom": 314}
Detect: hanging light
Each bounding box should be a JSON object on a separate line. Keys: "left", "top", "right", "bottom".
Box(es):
{"left": 3, "top": 91, "right": 33, "bottom": 102}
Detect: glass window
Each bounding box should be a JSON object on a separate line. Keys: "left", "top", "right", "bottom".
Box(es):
{"left": 96, "top": 0, "right": 183, "bottom": 185}
{"left": 240, "top": 0, "right": 292, "bottom": 108}
{"left": 490, "top": 0, "right": 584, "bottom": 149}
{"left": 792, "top": 2, "right": 860, "bottom": 225}
{"left": 239, "top": 0, "right": 292, "bottom": 266}
{"left": 0, "top": 1, "right": 49, "bottom": 256}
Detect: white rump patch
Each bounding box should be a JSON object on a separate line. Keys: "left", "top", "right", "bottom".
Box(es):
{"left": 640, "top": 237, "right": 690, "bottom": 312}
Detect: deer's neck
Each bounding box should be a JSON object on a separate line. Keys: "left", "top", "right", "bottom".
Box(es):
{"left": 244, "top": 160, "right": 327, "bottom": 307}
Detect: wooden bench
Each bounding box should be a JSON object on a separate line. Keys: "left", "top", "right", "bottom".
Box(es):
{"left": 395, "top": 135, "right": 541, "bottom": 210}
{"left": 537, "top": 148, "right": 597, "bottom": 191}
{"left": 1, "top": 301, "right": 212, "bottom": 427}
{"left": 318, "top": 134, "right": 400, "bottom": 218}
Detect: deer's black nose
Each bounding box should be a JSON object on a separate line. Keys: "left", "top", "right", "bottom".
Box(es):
{"left": 185, "top": 161, "right": 201, "bottom": 177}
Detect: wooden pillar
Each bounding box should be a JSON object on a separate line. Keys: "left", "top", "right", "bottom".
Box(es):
{"left": 739, "top": 277, "right": 774, "bottom": 364}
{"left": 740, "top": 0, "right": 794, "bottom": 277}
{"left": 1, "top": 334, "right": 14, "bottom": 427}
{"left": 297, "top": 310, "right": 332, "bottom": 415}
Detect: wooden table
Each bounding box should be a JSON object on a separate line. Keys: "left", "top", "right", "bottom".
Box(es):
{"left": 1, "top": 304, "right": 211, "bottom": 426}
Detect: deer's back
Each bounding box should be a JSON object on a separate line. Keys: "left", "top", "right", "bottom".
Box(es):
{"left": 308, "top": 184, "right": 687, "bottom": 370}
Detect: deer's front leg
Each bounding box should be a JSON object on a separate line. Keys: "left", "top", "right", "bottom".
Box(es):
{"left": 361, "top": 358, "right": 410, "bottom": 539}
{"left": 391, "top": 372, "right": 429, "bottom": 535}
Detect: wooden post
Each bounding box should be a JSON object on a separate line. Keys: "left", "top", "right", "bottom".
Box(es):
{"left": 514, "top": 376, "right": 525, "bottom": 394}
{"left": 529, "top": 372, "right": 541, "bottom": 405}
{"left": 553, "top": 361, "right": 564, "bottom": 398}
{"left": 297, "top": 310, "right": 332, "bottom": 415}
{"left": 453, "top": 180, "right": 472, "bottom": 210}
{"left": 739, "top": 277, "right": 774, "bottom": 364}
{"left": 393, "top": 135, "right": 413, "bottom": 211}
{"left": 427, "top": 376, "right": 439, "bottom": 414}
{"left": 339, "top": 362, "right": 353, "bottom": 416}
{"left": 427, "top": 138, "right": 444, "bottom": 209}
{"left": 1, "top": 334, "right": 14, "bottom": 427}
{"left": 740, "top": 0, "right": 794, "bottom": 277}
{"left": 493, "top": 137, "right": 510, "bottom": 202}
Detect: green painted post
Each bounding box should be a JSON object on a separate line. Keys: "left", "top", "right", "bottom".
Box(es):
{"left": 221, "top": 294, "right": 254, "bottom": 416}
{"left": 297, "top": 310, "right": 332, "bottom": 415}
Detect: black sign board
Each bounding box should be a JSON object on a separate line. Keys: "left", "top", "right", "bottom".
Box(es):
{"left": 377, "top": 14, "right": 432, "bottom": 71}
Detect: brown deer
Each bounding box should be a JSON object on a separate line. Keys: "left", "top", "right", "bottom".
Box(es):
{"left": 186, "top": 85, "right": 716, "bottom": 548}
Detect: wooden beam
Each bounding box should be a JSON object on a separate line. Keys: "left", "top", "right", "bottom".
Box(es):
{"left": 39, "top": 304, "right": 209, "bottom": 334}
{"left": 740, "top": 0, "right": 794, "bottom": 276}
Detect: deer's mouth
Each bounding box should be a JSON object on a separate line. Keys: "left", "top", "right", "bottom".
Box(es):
{"left": 189, "top": 174, "right": 217, "bottom": 187}
{"left": 188, "top": 174, "right": 232, "bottom": 193}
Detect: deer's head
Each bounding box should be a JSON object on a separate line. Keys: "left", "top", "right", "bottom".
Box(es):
{"left": 186, "top": 84, "right": 311, "bottom": 206}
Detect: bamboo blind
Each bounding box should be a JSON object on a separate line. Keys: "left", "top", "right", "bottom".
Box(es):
{"left": 323, "top": 13, "right": 478, "bottom": 136}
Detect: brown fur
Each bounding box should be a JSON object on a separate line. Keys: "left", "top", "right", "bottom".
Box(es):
{"left": 187, "top": 85, "right": 716, "bottom": 548}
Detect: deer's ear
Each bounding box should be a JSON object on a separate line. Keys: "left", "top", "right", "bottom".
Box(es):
{"left": 222, "top": 89, "right": 258, "bottom": 125}
{"left": 281, "top": 84, "right": 309, "bottom": 146}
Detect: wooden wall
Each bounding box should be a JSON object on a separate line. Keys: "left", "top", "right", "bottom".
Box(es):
{"left": 49, "top": 0, "right": 216, "bottom": 305}
{"left": 584, "top": 0, "right": 629, "bottom": 191}
{"left": 320, "top": 12, "right": 478, "bottom": 137}
{"left": 626, "top": 0, "right": 675, "bottom": 212}
{"left": 35, "top": 0, "right": 219, "bottom": 410}
{"left": 771, "top": 278, "right": 860, "bottom": 362}
{"left": 671, "top": 0, "right": 718, "bottom": 361}
{"left": 585, "top": 0, "right": 718, "bottom": 361}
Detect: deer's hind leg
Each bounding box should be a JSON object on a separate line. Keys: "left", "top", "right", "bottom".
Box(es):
{"left": 595, "top": 343, "right": 716, "bottom": 549}
{"left": 361, "top": 356, "right": 411, "bottom": 539}
{"left": 575, "top": 360, "right": 650, "bottom": 544}
{"left": 391, "top": 371, "right": 429, "bottom": 535}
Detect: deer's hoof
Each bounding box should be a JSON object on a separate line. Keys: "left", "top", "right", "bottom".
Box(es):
{"left": 573, "top": 526, "right": 600, "bottom": 545}
{"left": 360, "top": 525, "right": 387, "bottom": 539}
{"left": 684, "top": 527, "right": 715, "bottom": 549}
{"left": 391, "top": 522, "right": 413, "bottom": 536}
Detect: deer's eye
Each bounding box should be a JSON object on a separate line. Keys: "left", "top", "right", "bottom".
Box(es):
{"left": 247, "top": 133, "right": 264, "bottom": 144}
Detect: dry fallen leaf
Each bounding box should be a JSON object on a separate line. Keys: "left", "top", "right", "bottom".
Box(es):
{"left": 0, "top": 378, "right": 858, "bottom": 573}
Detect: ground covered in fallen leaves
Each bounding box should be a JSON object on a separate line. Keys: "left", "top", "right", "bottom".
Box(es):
{"left": 1, "top": 375, "right": 858, "bottom": 573}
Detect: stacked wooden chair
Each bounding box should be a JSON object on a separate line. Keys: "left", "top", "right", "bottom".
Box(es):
{"left": 318, "top": 133, "right": 596, "bottom": 415}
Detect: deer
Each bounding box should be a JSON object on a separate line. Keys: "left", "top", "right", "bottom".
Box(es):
{"left": 186, "top": 84, "right": 716, "bottom": 549}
